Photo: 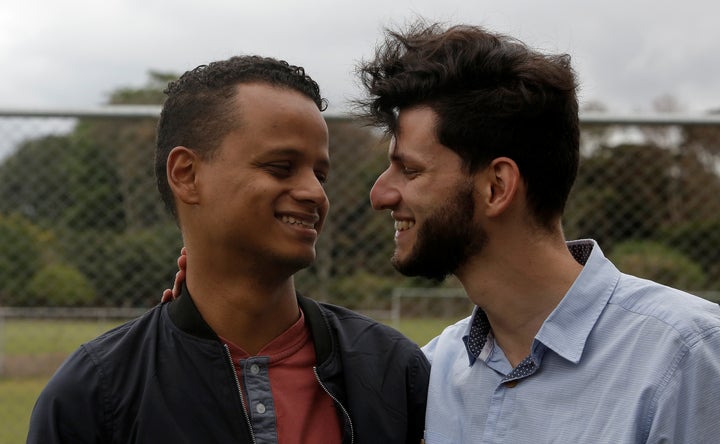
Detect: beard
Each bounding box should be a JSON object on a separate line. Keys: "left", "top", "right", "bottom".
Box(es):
{"left": 391, "top": 180, "right": 486, "bottom": 281}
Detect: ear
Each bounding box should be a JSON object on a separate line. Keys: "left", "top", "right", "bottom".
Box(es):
{"left": 478, "top": 157, "right": 521, "bottom": 218}
{"left": 167, "top": 146, "right": 201, "bottom": 206}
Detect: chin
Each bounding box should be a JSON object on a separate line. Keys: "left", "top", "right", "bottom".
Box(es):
{"left": 286, "top": 251, "right": 317, "bottom": 270}
{"left": 391, "top": 252, "right": 454, "bottom": 282}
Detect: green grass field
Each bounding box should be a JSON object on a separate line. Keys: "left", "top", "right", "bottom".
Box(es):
{"left": 1, "top": 319, "right": 125, "bottom": 444}
{"left": 0, "top": 316, "right": 458, "bottom": 444}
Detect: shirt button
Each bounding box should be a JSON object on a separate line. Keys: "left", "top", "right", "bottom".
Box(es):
{"left": 250, "top": 364, "right": 260, "bottom": 375}
{"left": 505, "top": 380, "right": 519, "bottom": 388}
{"left": 256, "top": 402, "right": 266, "bottom": 414}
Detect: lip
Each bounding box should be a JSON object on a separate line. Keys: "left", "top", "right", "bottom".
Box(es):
{"left": 393, "top": 219, "right": 415, "bottom": 231}
{"left": 279, "top": 211, "right": 320, "bottom": 226}
{"left": 391, "top": 210, "right": 415, "bottom": 233}
{"left": 392, "top": 218, "right": 415, "bottom": 243}
{"left": 277, "top": 212, "right": 321, "bottom": 240}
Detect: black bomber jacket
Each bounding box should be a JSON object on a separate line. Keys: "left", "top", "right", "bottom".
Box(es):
{"left": 27, "top": 286, "right": 430, "bottom": 443}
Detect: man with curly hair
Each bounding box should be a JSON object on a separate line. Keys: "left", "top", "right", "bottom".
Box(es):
{"left": 27, "top": 55, "right": 429, "bottom": 444}
{"left": 357, "top": 21, "right": 720, "bottom": 443}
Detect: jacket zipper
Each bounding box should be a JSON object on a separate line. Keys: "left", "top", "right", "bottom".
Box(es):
{"left": 313, "top": 366, "right": 354, "bottom": 444}
{"left": 224, "top": 344, "right": 257, "bottom": 444}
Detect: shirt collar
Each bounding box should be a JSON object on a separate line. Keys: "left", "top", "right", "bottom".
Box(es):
{"left": 463, "top": 306, "right": 491, "bottom": 365}
{"left": 463, "top": 239, "right": 621, "bottom": 365}
{"left": 536, "top": 240, "right": 621, "bottom": 363}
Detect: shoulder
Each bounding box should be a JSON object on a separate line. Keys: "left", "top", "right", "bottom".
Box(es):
{"left": 313, "top": 300, "right": 430, "bottom": 395}
{"left": 302, "top": 297, "right": 428, "bottom": 370}
{"left": 28, "top": 332, "right": 114, "bottom": 442}
{"left": 81, "top": 305, "right": 165, "bottom": 360}
{"left": 46, "top": 306, "right": 163, "bottom": 386}
{"left": 421, "top": 315, "right": 472, "bottom": 364}
{"left": 315, "top": 300, "right": 417, "bottom": 345}
{"left": 610, "top": 274, "right": 720, "bottom": 347}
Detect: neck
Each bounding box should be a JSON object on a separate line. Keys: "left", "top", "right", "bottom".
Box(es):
{"left": 456, "top": 230, "right": 582, "bottom": 367}
{"left": 183, "top": 246, "right": 301, "bottom": 355}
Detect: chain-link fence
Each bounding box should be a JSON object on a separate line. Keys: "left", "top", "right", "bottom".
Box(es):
{"left": 1, "top": 108, "right": 720, "bottom": 442}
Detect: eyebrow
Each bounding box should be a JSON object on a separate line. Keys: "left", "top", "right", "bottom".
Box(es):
{"left": 388, "top": 142, "right": 410, "bottom": 164}
{"left": 388, "top": 139, "right": 402, "bottom": 162}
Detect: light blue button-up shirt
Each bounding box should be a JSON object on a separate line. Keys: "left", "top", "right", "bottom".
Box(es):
{"left": 422, "top": 239, "right": 720, "bottom": 443}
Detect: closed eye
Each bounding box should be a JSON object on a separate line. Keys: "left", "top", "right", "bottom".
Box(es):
{"left": 402, "top": 167, "right": 417, "bottom": 175}
{"left": 401, "top": 165, "right": 420, "bottom": 178}
{"left": 265, "top": 162, "right": 292, "bottom": 177}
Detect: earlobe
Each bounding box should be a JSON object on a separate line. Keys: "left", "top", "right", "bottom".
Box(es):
{"left": 482, "top": 157, "right": 520, "bottom": 217}
{"left": 167, "top": 146, "right": 201, "bottom": 206}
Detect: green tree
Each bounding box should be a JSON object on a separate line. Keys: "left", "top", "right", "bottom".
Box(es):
{"left": 564, "top": 143, "right": 677, "bottom": 248}
{"left": 566, "top": 123, "right": 720, "bottom": 296}
{"left": 0, "top": 214, "right": 45, "bottom": 305}
{"left": 28, "top": 263, "right": 95, "bottom": 306}
{"left": 0, "top": 71, "right": 180, "bottom": 307}
{"left": 107, "top": 71, "right": 176, "bottom": 105}
{"left": 0, "top": 135, "right": 74, "bottom": 225}
{"left": 609, "top": 240, "right": 707, "bottom": 292}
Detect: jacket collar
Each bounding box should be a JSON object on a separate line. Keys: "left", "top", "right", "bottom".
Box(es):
{"left": 297, "top": 294, "right": 335, "bottom": 366}
{"left": 167, "top": 285, "right": 338, "bottom": 368}
{"left": 167, "top": 285, "right": 219, "bottom": 341}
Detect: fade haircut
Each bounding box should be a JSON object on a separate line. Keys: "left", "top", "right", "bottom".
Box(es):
{"left": 356, "top": 21, "right": 580, "bottom": 228}
{"left": 155, "top": 55, "right": 327, "bottom": 219}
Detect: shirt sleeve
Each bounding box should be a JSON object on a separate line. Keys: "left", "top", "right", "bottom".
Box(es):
{"left": 26, "top": 346, "right": 106, "bottom": 444}
{"left": 646, "top": 327, "right": 720, "bottom": 442}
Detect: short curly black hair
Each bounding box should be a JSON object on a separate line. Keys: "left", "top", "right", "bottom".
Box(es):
{"left": 155, "top": 55, "right": 327, "bottom": 219}
{"left": 355, "top": 21, "right": 579, "bottom": 229}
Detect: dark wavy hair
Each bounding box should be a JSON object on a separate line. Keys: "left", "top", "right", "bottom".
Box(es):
{"left": 155, "top": 55, "right": 327, "bottom": 219}
{"left": 355, "top": 21, "right": 580, "bottom": 228}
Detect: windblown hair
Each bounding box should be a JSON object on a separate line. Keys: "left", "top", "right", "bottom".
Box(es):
{"left": 155, "top": 55, "right": 327, "bottom": 219}
{"left": 356, "top": 21, "right": 580, "bottom": 227}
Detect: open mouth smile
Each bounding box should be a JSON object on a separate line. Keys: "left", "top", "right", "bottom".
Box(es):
{"left": 394, "top": 220, "right": 415, "bottom": 231}
{"left": 280, "top": 214, "right": 317, "bottom": 229}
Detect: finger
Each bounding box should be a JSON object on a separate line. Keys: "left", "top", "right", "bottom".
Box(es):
{"left": 172, "top": 270, "right": 184, "bottom": 297}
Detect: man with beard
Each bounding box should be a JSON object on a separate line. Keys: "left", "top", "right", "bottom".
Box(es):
{"left": 159, "top": 23, "right": 720, "bottom": 444}
{"left": 356, "top": 21, "right": 720, "bottom": 443}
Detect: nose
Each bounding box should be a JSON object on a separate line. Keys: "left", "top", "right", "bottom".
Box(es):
{"left": 291, "top": 170, "right": 328, "bottom": 207}
{"left": 369, "top": 168, "right": 399, "bottom": 211}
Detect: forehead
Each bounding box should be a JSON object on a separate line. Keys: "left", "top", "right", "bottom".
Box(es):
{"left": 233, "top": 82, "right": 324, "bottom": 127}
{"left": 390, "top": 106, "right": 448, "bottom": 163}
{"left": 223, "top": 82, "right": 329, "bottom": 160}
{"left": 395, "top": 106, "right": 438, "bottom": 143}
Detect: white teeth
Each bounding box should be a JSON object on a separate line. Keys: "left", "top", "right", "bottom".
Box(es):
{"left": 394, "top": 220, "right": 415, "bottom": 231}
{"left": 281, "top": 215, "right": 315, "bottom": 228}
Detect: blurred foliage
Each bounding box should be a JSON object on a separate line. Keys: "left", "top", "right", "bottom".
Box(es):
{"left": 609, "top": 240, "right": 707, "bottom": 291}
{"left": 565, "top": 124, "right": 720, "bottom": 293}
{"left": 0, "top": 72, "right": 179, "bottom": 307}
{"left": 28, "top": 263, "right": 96, "bottom": 306}
{"left": 659, "top": 220, "right": 720, "bottom": 291}
{"left": 1, "top": 79, "right": 720, "bottom": 307}
{"left": 0, "top": 214, "right": 45, "bottom": 304}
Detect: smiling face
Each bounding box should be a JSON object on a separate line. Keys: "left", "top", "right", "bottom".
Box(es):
{"left": 190, "top": 82, "right": 330, "bottom": 273}
{"left": 369, "top": 106, "right": 486, "bottom": 280}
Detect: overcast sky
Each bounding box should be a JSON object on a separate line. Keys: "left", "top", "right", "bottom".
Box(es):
{"left": 1, "top": 0, "right": 719, "bottom": 115}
